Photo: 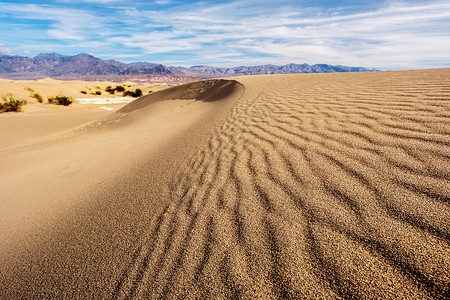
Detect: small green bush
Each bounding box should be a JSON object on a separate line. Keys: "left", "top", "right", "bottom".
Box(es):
{"left": 0, "top": 93, "right": 27, "bottom": 112}
{"left": 25, "top": 88, "right": 43, "bottom": 103}
{"left": 105, "top": 86, "right": 115, "bottom": 94}
{"left": 95, "top": 91, "right": 102, "bottom": 95}
{"left": 115, "top": 85, "right": 125, "bottom": 92}
{"left": 31, "top": 92, "right": 44, "bottom": 103}
{"left": 80, "top": 90, "right": 87, "bottom": 94}
{"left": 123, "top": 90, "right": 132, "bottom": 97}
{"left": 24, "top": 87, "right": 35, "bottom": 93}
{"left": 105, "top": 85, "right": 125, "bottom": 94}
{"left": 48, "top": 94, "right": 74, "bottom": 106}
{"left": 123, "top": 89, "right": 143, "bottom": 97}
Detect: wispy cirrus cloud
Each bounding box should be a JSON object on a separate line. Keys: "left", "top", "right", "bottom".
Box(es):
{"left": 0, "top": 0, "right": 449, "bottom": 69}
{"left": 0, "top": 3, "right": 104, "bottom": 41}
{"left": 154, "top": 0, "right": 171, "bottom": 4}
{"left": 56, "top": 0, "right": 124, "bottom": 3}
{"left": 105, "top": 0, "right": 450, "bottom": 68}
{"left": 0, "top": 42, "right": 12, "bottom": 54}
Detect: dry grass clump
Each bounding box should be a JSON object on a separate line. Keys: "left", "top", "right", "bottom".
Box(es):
{"left": 47, "top": 94, "right": 74, "bottom": 106}
{"left": 123, "top": 88, "right": 143, "bottom": 97}
{"left": 25, "top": 87, "right": 44, "bottom": 103}
{"left": 0, "top": 93, "right": 27, "bottom": 112}
{"left": 31, "top": 92, "right": 44, "bottom": 103}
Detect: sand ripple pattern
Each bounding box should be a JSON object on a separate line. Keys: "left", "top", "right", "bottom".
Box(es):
{"left": 114, "top": 70, "right": 450, "bottom": 299}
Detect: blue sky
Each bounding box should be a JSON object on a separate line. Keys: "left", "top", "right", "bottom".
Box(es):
{"left": 0, "top": 0, "right": 449, "bottom": 69}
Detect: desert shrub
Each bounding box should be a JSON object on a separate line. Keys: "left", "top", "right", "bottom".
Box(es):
{"left": 122, "top": 90, "right": 133, "bottom": 97}
{"left": 80, "top": 90, "right": 87, "bottom": 94}
{"left": 148, "top": 90, "right": 153, "bottom": 94}
{"left": 31, "top": 92, "right": 44, "bottom": 103}
{"left": 95, "top": 91, "right": 102, "bottom": 95}
{"left": 25, "top": 87, "right": 43, "bottom": 103}
{"left": 123, "top": 88, "right": 143, "bottom": 97}
{"left": 105, "top": 86, "right": 115, "bottom": 94}
{"left": 105, "top": 85, "right": 125, "bottom": 94}
{"left": 0, "top": 93, "right": 27, "bottom": 112}
{"left": 48, "top": 94, "right": 74, "bottom": 106}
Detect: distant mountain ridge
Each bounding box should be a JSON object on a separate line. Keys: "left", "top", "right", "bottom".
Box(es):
{"left": 0, "top": 53, "right": 376, "bottom": 81}
{"left": 175, "top": 63, "right": 373, "bottom": 76}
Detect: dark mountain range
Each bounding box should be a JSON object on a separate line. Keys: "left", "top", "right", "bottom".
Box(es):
{"left": 175, "top": 63, "right": 373, "bottom": 77}
{"left": 0, "top": 53, "right": 169, "bottom": 79}
{"left": 120, "top": 64, "right": 173, "bottom": 76}
{"left": 0, "top": 53, "right": 376, "bottom": 81}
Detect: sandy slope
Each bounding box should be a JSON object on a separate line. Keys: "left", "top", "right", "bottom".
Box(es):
{"left": 0, "top": 71, "right": 449, "bottom": 299}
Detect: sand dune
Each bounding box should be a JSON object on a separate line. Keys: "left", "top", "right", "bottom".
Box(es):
{"left": 0, "top": 78, "right": 171, "bottom": 99}
{"left": 0, "top": 70, "right": 449, "bottom": 298}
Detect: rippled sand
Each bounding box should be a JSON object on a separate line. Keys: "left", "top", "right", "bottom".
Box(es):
{"left": 0, "top": 70, "right": 449, "bottom": 299}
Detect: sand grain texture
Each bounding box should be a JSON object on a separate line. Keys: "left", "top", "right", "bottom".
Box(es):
{"left": 0, "top": 71, "right": 449, "bottom": 299}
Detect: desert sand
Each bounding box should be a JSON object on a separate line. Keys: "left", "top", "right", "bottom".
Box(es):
{"left": 0, "top": 78, "right": 171, "bottom": 102}
{"left": 0, "top": 70, "right": 449, "bottom": 298}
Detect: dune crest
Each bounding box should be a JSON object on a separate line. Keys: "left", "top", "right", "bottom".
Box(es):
{"left": 86, "top": 79, "right": 241, "bottom": 129}
{"left": 1, "top": 71, "right": 449, "bottom": 298}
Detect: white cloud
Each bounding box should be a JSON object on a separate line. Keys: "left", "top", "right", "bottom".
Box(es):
{"left": 0, "top": 48, "right": 12, "bottom": 54}
{"left": 127, "top": 0, "right": 450, "bottom": 69}
{"left": 57, "top": 0, "right": 123, "bottom": 3}
{"left": 0, "top": 3, "right": 105, "bottom": 41}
